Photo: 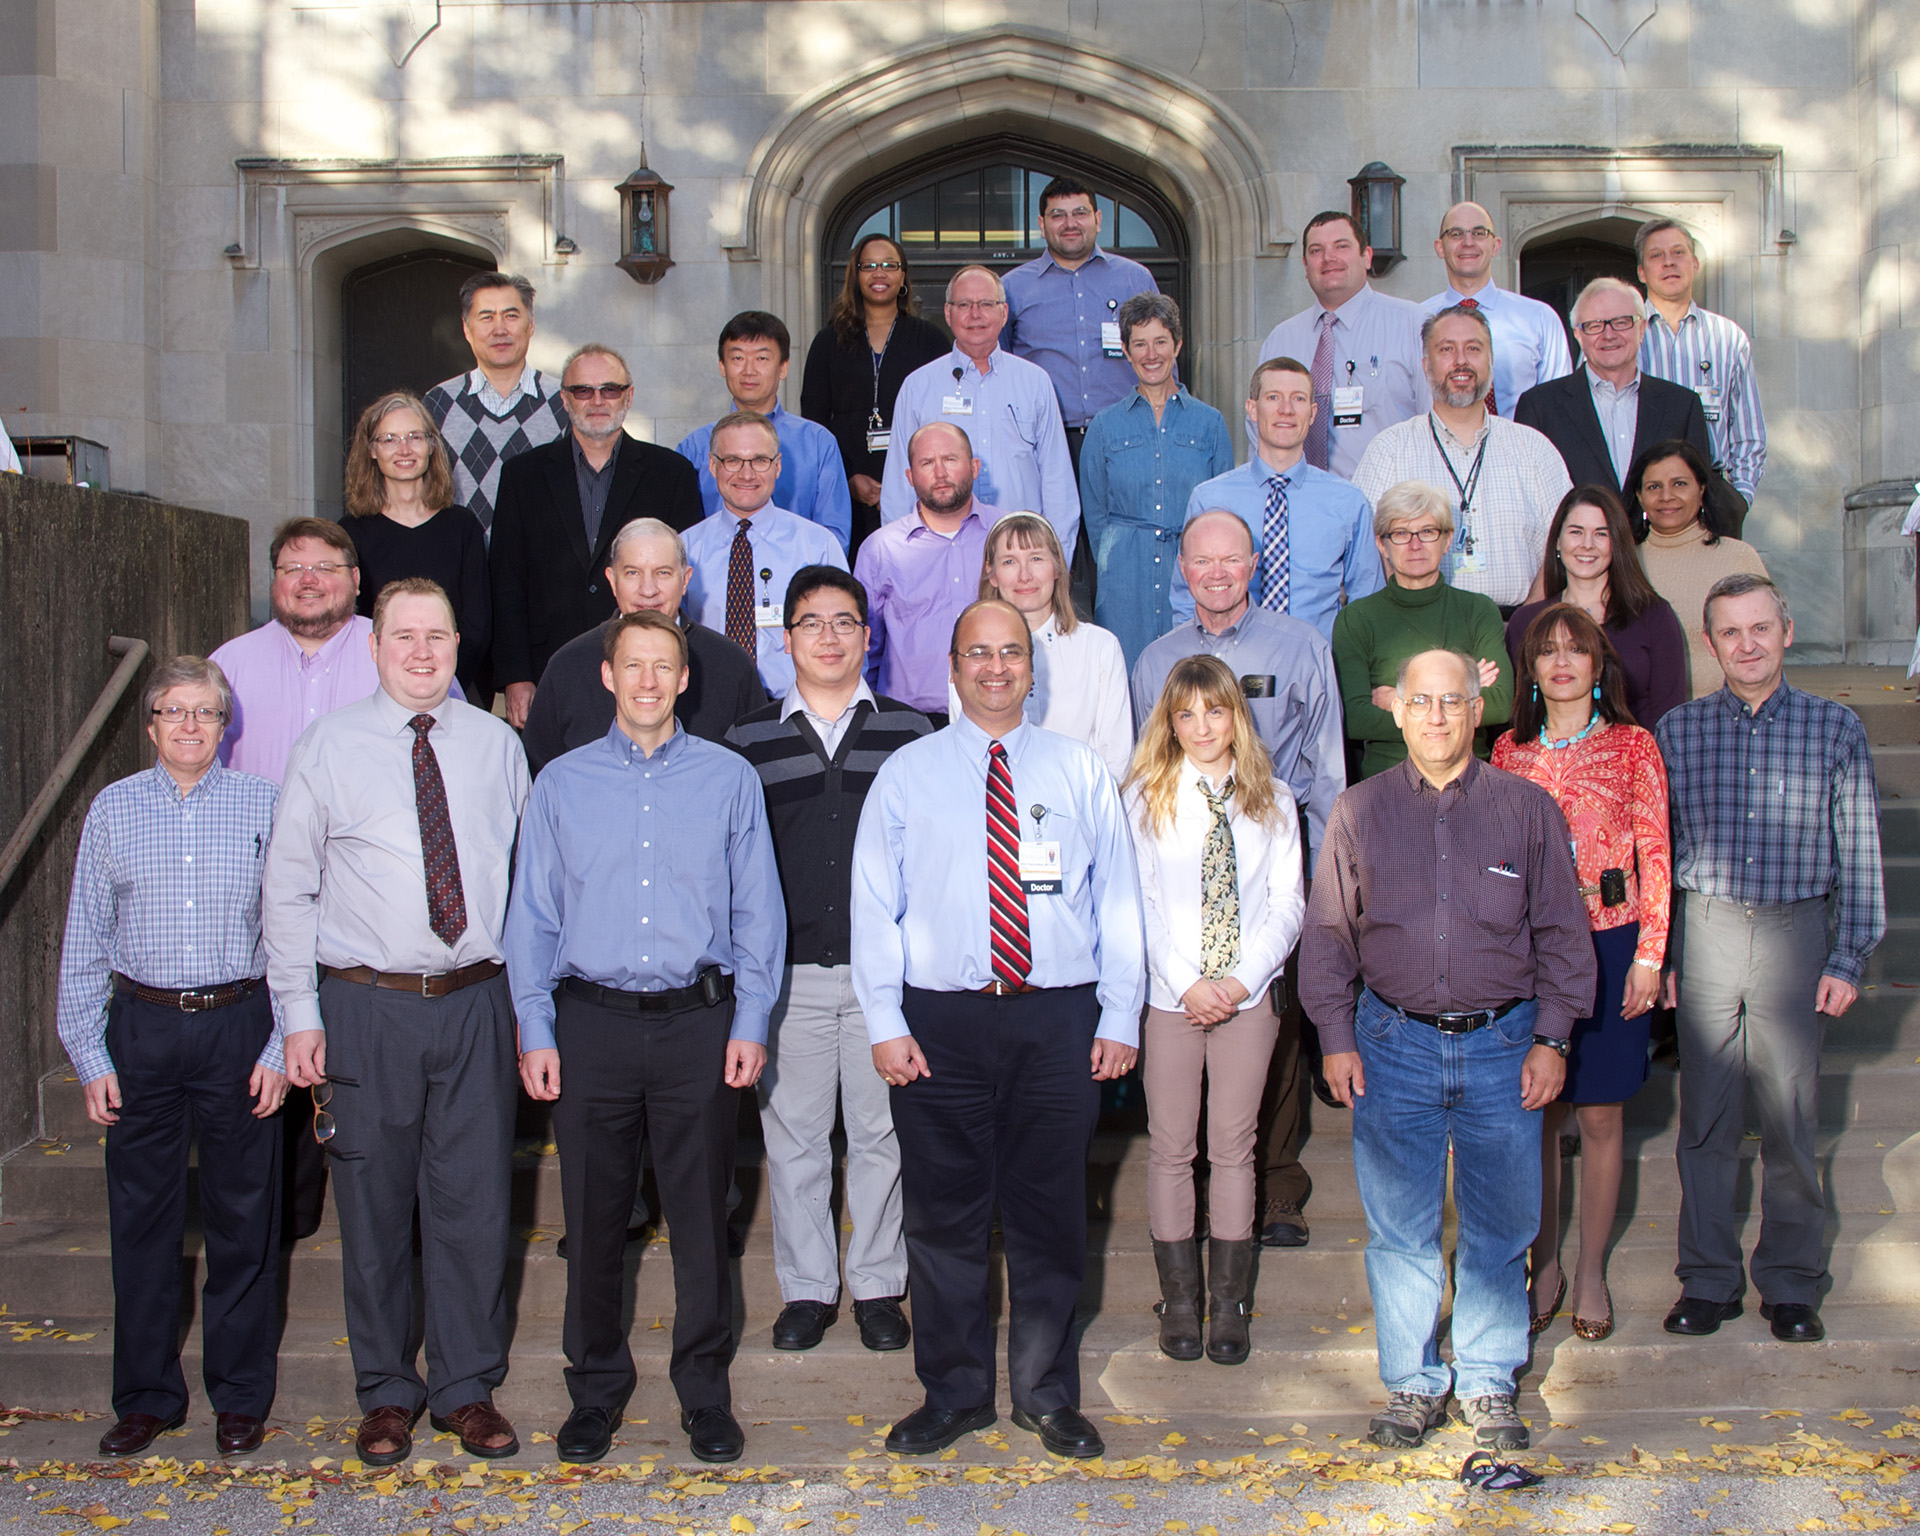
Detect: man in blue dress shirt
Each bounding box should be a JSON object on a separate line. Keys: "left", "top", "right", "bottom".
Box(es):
{"left": 1171, "top": 357, "right": 1382, "bottom": 642}
{"left": 677, "top": 311, "right": 853, "bottom": 548}
{"left": 506, "top": 608, "right": 785, "bottom": 1467}
{"left": 682, "top": 411, "right": 849, "bottom": 698}
{"left": 851, "top": 598, "right": 1145, "bottom": 1462}
{"left": 1421, "top": 202, "right": 1571, "bottom": 419}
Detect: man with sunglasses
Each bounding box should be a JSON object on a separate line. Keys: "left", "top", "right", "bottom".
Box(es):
{"left": 1515, "top": 277, "right": 1713, "bottom": 497}
{"left": 56, "top": 655, "right": 286, "bottom": 1461}
{"left": 490, "top": 342, "right": 703, "bottom": 729}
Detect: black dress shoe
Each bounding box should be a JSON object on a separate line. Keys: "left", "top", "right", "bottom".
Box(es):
{"left": 771, "top": 1300, "right": 838, "bottom": 1350}
{"left": 215, "top": 1413, "right": 266, "bottom": 1456}
{"left": 852, "top": 1296, "right": 911, "bottom": 1352}
{"left": 1663, "top": 1294, "right": 1743, "bottom": 1335}
{"left": 1760, "top": 1302, "right": 1825, "bottom": 1342}
{"left": 98, "top": 1410, "right": 186, "bottom": 1457}
{"left": 884, "top": 1402, "right": 996, "bottom": 1456}
{"left": 556, "top": 1406, "right": 616, "bottom": 1463}
{"left": 1010, "top": 1405, "right": 1105, "bottom": 1460}
{"left": 555, "top": 1226, "right": 647, "bottom": 1260}
{"left": 680, "top": 1405, "right": 744, "bottom": 1463}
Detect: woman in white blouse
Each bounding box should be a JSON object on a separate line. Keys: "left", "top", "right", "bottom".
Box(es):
{"left": 975, "top": 512, "right": 1134, "bottom": 779}
{"left": 1125, "top": 654, "right": 1304, "bottom": 1367}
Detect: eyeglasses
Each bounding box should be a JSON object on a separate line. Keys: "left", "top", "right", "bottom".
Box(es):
{"left": 713, "top": 454, "right": 778, "bottom": 474}
{"left": 1401, "top": 692, "right": 1472, "bottom": 716}
{"left": 956, "top": 645, "right": 1030, "bottom": 664}
{"left": 789, "top": 615, "right": 864, "bottom": 637}
{"left": 857, "top": 260, "right": 902, "bottom": 273}
{"left": 274, "top": 561, "right": 352, "bottom": 579}
{"left": 372, "top": 431, "right": 429, "bottom": 449}
{"left": 564, "top": 382, "right": 631, "bottom": 400}
{"left": 1574, "top": 315, "right": 1641, "bottom": 336}
{"left": 948, "top": 299, "right": 1006, "bottom": 315}
{"left": 1385, "top": 526, "right": 1447, "bottom": 546}
{"left": 311, "top": 1080, "right": 335, "bottom": 1145}
{"left": 1440, "top": 225, "right": 1495, "bottom": 242}
{"left": 1043, "top": 206, "right": 1096, "bottom": 222}
{"left": 151, "top": 705, "right": 227, "bottom": 724}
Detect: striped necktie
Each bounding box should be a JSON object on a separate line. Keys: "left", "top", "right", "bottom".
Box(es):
{"left": 1258, "top": 474, "right": 1290, "bottom": 614}
{"left": 1198, "top": 776, "right": 1241, "bottom": 979}
{"left": 986, "top": 742, "right": 1031, "bottom": 987}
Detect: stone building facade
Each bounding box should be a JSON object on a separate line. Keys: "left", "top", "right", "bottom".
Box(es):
{"left": 4, "top": 0, "right": 1916, "bottom": 657}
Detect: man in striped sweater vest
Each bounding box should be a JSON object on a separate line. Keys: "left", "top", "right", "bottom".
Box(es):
{"left": 725, "top": 565, "right": 934, "bottom": 1353}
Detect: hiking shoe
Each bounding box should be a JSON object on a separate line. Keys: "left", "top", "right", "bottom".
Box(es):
{"left": 1459, "top": 1391, "right": 1529, "bottom": 1450}
{"left": 1367, "top": 1390, "right": 1450, "bottom": 1449}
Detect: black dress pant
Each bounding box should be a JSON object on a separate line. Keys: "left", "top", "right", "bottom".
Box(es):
{"left": 892, "top": 983, "right": 1100, "bottom": 1415}
{"left": 550, "top": 988, "right": 739, "bottom": 1413}
{"left": 104, "top": 987, "right": 282, "bottom": 1420}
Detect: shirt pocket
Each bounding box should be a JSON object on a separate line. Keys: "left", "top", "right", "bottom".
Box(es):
{"left": 1466, "top": 861, "right": 1529, "bottom": 932}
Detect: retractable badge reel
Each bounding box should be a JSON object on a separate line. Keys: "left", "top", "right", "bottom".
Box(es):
{"left": 1018, "top": 804, "right": 1061, "bottom": 894}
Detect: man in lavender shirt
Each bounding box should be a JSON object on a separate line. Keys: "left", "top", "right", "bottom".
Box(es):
{"left": 854, "top": 423, "right": 1000, "bottom": 725}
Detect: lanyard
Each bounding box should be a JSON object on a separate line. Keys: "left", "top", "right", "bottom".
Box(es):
{"left": 1428, "top": 414, "right": 1489, "bottom": 529}
{"left": 868, "top": 317, "right": 896, "bottom": 431}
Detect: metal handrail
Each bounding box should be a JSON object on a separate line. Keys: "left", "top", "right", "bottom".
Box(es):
{"left": 0, "top": 635, "right": 150, "bottom": 896}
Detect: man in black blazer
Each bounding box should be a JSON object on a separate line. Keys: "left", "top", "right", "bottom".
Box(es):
{"left": 1514, "top": 277, "right": 1712, "bottom": 496}
{"left": 492, "top": 343, "right": 704, "bottom": 727}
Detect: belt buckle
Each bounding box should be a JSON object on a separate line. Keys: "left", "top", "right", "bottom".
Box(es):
{"left": 1435, "top": 1011, "right": 1479, "bottom": 1034}
{"left": 420, "top": 972, "right": 447, "bottom": 998}
{"left": 178, "top": 989, "right": 214, "bottom": 1013}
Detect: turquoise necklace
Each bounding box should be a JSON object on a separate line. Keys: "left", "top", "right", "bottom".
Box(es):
{"left": 1540, "top": 713, "right": 1602, "bottom": 751}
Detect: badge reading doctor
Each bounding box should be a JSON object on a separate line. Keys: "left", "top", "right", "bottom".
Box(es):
{"left": 1018, "top": 804, "right": 1062, "bottom": 895}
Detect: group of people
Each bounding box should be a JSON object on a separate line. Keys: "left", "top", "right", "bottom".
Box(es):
{"left": 53, "top": 177, "right": 1885, "bottom": 1473}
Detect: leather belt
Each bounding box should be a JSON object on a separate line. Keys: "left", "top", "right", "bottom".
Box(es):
{"left": 562, "top": 970, "right": 734, "bottom": 1014}
{"left": 1394, "top": 998, "right": 1525, "bottom": 1034}
{"left": 321, "top": 960, "right": 503, "bottom": 998}
{"left": 976, "top": 980, "right": 1038, "bottom": 996}
{"left": 114, "top": 974, "right": 264, "bottom": 1012}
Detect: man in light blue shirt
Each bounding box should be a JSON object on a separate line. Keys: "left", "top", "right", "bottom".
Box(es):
{"left": 507, "top": 609, "right": 784, "bottom": 1468}
{"left": 681, "top": 412, "right": 849, "bottom": 698}
{"left": 880, "top": 266, "right": 1081, "bottom": 554}
{"left": 1171, "top": 357, "right": 1381, "bottom": 642}
{"left": 851, "top": 598, "right": 1143, "bottom": 1463}
{"left": 1421, "top": 201, "right": 1571, "bottom": 419}
{"left": 676, "top": 311, "right": 852, "bottom": 548}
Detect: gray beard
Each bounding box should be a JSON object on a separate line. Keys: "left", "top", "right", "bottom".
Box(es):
{"left": 1438, "top": 381, "right": 1487, "bottom": 410}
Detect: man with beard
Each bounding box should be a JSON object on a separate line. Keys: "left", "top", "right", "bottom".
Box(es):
{"left": 1419, "top": 203, "right": 1571, "bottom": 420}
{"left": 1354, "top": 306, "right": 1573, "bottom": 617}
{"left": 854, "top": 422, "right": 1000, "bottom": 726}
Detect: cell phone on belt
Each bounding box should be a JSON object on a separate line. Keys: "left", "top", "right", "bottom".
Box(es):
{"left": 1598, "top": 868, "right": 1628, "bottom": 907}
{"left": 1240, "top": 674, "right": 1276, "bottom": 699}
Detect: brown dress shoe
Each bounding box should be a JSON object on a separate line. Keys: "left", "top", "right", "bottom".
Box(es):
{"left": 355, "top": 1405, "right": 420, "bottom": 1467}
{"left": 98, "top": 1410, "right": 186, "bottom": 1457}
{"left": 430, "top": 1400, "right": 520, "bottom": 1459}
{"left": 216, "top": 1413, "right": 267, "bottom": 1456}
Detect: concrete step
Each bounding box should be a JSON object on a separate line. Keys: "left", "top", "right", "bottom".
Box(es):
{"left": 1884, "top": 855, "right": 1920, "bottom": 914}
{"left": 1881, "top": 800, "right": 1920, "bottom": 857}
{"left": 1872, "top": 744, "right": 1920, "bottom": 796}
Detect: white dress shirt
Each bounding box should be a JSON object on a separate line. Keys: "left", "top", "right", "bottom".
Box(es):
{"left": 1129, "top": 765, "right": 1305, "bottom": 1014}
{"left": 263, "top": 687, "right": 531, "bottom": 1035}
{"left": 782, "top": 678, "right": 878, "bottom": 757}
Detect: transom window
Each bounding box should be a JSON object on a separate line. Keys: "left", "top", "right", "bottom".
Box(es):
{"left": 846, "top": 163, "right": 1172, "bottom": 257}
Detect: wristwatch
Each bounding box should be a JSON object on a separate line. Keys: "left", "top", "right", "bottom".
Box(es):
{"left": 1532, "top": 1034, "right": 1571, "bottom": 1057}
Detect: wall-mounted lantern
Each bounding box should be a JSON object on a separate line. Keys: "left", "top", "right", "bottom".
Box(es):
{"left": 1348, "top": 161, "right": 1406, "bottom": 277}
{"left": 617, "top": 160, "right": 674, "bottom": 284}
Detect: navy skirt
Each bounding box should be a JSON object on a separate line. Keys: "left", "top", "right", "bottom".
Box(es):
{"left": 1560, "top": 922, "right": 1650, "bottom": 1105}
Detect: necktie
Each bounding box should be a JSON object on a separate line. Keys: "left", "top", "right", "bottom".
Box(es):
{"left": 1305, "top": 311, "right": 1335, "bottom": 470}
{"left": 408, "top": 714, "right": 468, "bottom": 948}
{"left": 1198, "top": 776, "right": 1241, "bottom": 980}
{"left": 1456, "top": 297, "right": 1496, "bottom": 414}
{"left": 1258, "top": 474, "right": 1290, "bottom": 614}
{"left": 725, "top": 519, "right": 755, "bottom": 654}
{"left": 986, "top": 742, "right": 1031, "bottom": 987}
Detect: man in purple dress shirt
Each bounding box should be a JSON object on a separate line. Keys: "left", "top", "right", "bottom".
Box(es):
{"left": 853, "top": 423, "right": 1000, "bottom": 724}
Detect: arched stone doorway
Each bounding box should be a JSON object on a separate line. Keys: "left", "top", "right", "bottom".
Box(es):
{"left": 341, "top": 247, "right": 493, "bottom": 449}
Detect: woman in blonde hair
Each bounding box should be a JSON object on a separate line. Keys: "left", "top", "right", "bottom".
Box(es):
{"left": 974, "top": 511, "right": 1133, "bottom": 779}
{"left": 342, "top": 388, "right": 490, "bottom": 697}
{"left": 1126, "top": 654, "right": 1304, "bottom": 1367}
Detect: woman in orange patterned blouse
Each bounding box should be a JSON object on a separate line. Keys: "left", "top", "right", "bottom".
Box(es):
{"left": 1493, "top": 603, "right": 1671, "bottom": 1344}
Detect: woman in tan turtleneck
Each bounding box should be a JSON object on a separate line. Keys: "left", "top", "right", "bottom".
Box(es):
{"left": 1628, "top": 438, "right": 1769, "bottom": 698}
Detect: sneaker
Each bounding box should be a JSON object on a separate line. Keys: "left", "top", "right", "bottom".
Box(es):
{"left": 1459, "top": 1391, "right": 1529, "bottom": 1450}
{"left": 1258, "top": 1199, "right": 1309, "bottom": 1248}
{"left": 1367, "top": 1389, "right": 1450, "bottom": 1449}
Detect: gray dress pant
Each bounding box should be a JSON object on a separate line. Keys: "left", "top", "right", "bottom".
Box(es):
{"left": 1674, "top": 893, "right": 1831, "bottom": 1307}
{"left": 318, "top": 972, "right": 518, "bottom": 1416}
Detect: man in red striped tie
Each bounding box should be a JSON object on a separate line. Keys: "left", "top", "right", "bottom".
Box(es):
{"left": 850, "top": 598, "right": 1147, "bottom": 1462}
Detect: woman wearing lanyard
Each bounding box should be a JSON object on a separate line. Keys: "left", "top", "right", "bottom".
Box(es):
{"left": 800, "top": 235, "right": 949, "bottom": 555}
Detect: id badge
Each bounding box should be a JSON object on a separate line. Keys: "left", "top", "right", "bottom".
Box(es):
{"left": 1101, "top": 320, "right": 1124, "bottom": 358}
{"left": 1452, "top": 528, "right": 1487, "bottom": 576}
{"left": 1697, "top": 385, "right": 1722, "bottom": 424}
{"left": 755, "top": 604, "right": 784, "bottom": 629}
{"left": 1018, "top": 839, "right": 1062, "bottom": 894}
{"left": 865, "top": 428, "right": 892, "bottom": 453}
{"left": 941, "top": 393, "right": 974, "bottom": 416}
{"left": 1332, "top": 385, "right": 1364, "bottom": 427}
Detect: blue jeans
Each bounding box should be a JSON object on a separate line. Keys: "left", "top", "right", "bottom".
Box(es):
{"left": 1351, "top": 988, "right": 1541, "bottom": 1400}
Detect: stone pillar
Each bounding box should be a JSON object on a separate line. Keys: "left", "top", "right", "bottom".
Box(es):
{"left": 1862, "top": 0, "right": 1920, "bottom": 483}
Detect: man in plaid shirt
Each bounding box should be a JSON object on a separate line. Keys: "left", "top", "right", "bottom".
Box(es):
{"left": 1655, "top": 573, "right": 1884, "bottom": 1346}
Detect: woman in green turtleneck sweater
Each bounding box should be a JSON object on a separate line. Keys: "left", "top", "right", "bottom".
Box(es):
{"left": 1332, "top": 481, "right": 1516, "bottom": 779}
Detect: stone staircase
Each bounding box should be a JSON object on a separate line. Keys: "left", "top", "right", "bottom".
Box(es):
{"left": 3, "top": 669, "right": 1918, "bottom": 1433}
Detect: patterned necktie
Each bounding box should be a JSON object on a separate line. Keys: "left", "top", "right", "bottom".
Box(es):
{"left": 1198, "top": 776, "right": 1240, "bottom": 979}
{"left": 1258, "top": 474, "right": 1290, "bottom": 614}
{"left": 986, "top": 742, "right": 1031, "bottom": 987}
{"left": 1456, "top": 296, "right": 1497, "bottom": 414}
{"left": 1305, "top": 310, "right": 1335, "bottom": 470}
{"left": 724, "top": 519, "right": 755, "bottom": 654}
{"left": 408, "top": 714, "right": 467, "bottom": 948}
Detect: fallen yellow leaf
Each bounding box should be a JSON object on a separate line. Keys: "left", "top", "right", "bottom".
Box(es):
{"left": 1160, "top": 1431, "right": 1186, "bottom": 1446}
{"left": 731, "top": 1517, "right": 757, "bottom": 1534}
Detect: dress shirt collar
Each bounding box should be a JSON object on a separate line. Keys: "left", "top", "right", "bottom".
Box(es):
{"left": 949, "top": 347, "right": 1004, "bottom": 381}
{"left": 1586, "top": 365, "right": 1640, "bottom": 401}
{"left": 1397, "top": 753, "right": 1482, "bottom": 800}
{"left": 145, "top": 757, "right": 226, "bottom": 805}
{"left": 572, "top": 432, "right": 617, "bottom": 479}
{"left": 1714, "top": 678, "right": 1794, "bottom": 724}
{"left": 272, "top": 617, "right": 364, "bottom": 670}
{"left": 1312, "top": 281, "right": 1380, "bottom": 328}
{"left": 470, "top": 362, "right": 539, "bottom": 412}
{"left": 1029, "top": 247, "right": 1116, "bottom": 278}
{"left": 1125, "top": 385, "right": 1193, "bottom": 415}
{"left": 1187, "top": 606, "right": 1256, "bottom": 645}
{"left": 781, "top": 679, "right": 876, "bottom": 729}
{"left": 1250, "top": 449, "right": 1307, "bottom": 491}
{"left": 948, "top": 706, "right": 1035, "bottom": 764}
{"left": 371, "top": 685, "right": 457, "bottom": 734}
{"left": 1430, "top": 410, "right": 1491, "bottom": 451}
{"left": 1646, "top": 302, "right": 1704, "bottom": 335}
{"left": 1032, "top": 613, "right": 1060, "bottom": 645}
{"left": 1442, "top": 280, "right": 1508, "bottom": 309}
{"left": 907, "top": 505, "right": 986, "bottom": 540}
{"left": 600, "top": 717, "right": 688, "bottom": 763}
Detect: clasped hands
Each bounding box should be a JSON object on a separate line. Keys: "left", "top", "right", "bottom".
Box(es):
{"left": 871, "top": 1034, "right": 1136, "bottom": 1088}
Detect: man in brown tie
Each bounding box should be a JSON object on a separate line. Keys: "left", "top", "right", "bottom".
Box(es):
{"left": 264, "top": 578, "right": 531, "bottom": 1467}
